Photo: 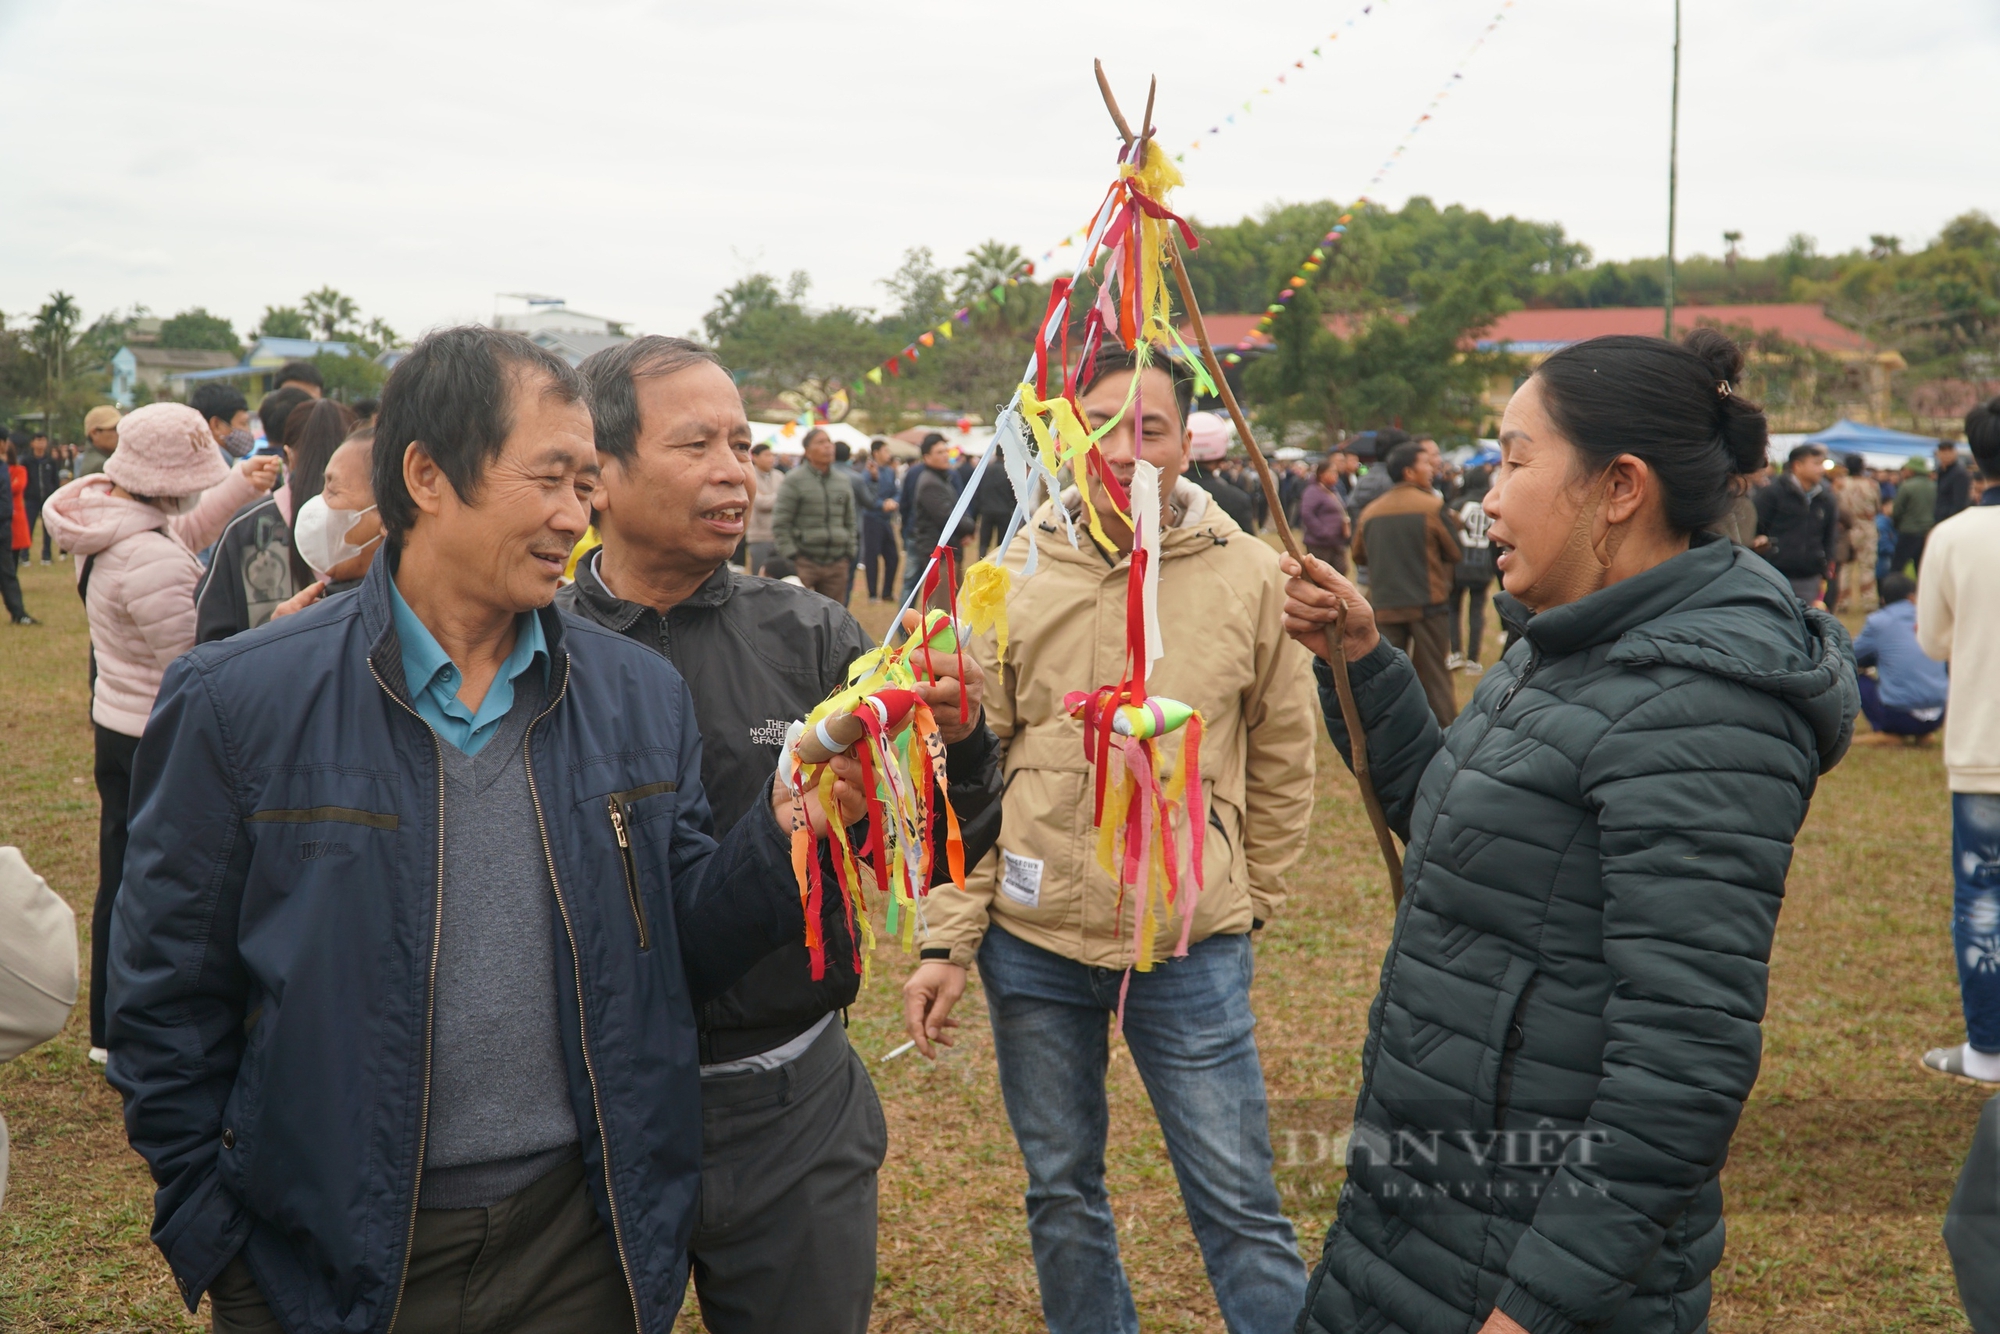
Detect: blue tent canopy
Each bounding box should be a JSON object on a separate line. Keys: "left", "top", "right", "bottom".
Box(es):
{"left": 1802, "top": 419, "right": 1938, "bottom": 459}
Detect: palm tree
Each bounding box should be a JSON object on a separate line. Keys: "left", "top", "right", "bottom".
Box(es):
{"left": 33, "top": 292, "right": 81, "bottom": 428}
{"left": 953, "top": 241, "right": 1027, "bottom": 306}
{"left": 302, "top": 287, "right": 360, "bottom": 342}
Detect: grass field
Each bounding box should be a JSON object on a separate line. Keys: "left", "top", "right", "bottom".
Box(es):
{"left": 0, "top": 553, "right": 1985, "bottom": 1332}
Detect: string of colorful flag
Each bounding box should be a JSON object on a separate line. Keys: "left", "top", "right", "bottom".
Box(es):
{"left": 1172, "top": 0, "right": 1392, "bottom": 164}
{"left": 835, "top": 4, "right": 1395, "bottom": 412}
{"left": 1223, "top": 0, "right": 1517, "bottom": 364}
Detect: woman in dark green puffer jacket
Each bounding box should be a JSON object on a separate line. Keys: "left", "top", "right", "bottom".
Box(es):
{"left": 1280, "top": 329, "right": 1858, "bottom": 1334}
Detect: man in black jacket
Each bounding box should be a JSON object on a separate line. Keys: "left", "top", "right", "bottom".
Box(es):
{"left": 1753, "top": 442, "right": 1840, "bottom": 604}
{"left": 21, "top": 432, "right": 64, "bottom": 563}
{"left": 557, "top": 336, "right": 1003, "bottom": 1334}
{"left": 902, "top": 433, "right": 964, "bottom": 600}
{"left": 1936, "top": 439, "right": 1972, "bottom": 525}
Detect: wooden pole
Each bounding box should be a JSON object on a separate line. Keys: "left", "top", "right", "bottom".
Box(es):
{"left": 1098, "top": 61, "right": 1404, "bottom": 903}
{"left": 1664, "top": 0, "right": 1681, "bottom": 340}
{"left": 1165, "top": 246, "right": 1300, "bottom": 562}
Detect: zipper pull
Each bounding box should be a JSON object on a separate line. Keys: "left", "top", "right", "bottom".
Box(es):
{"left": 608, "top": 801, "right": 629, "bottom": 848}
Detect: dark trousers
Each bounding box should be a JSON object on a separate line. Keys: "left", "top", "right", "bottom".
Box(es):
{"left": 92, "top": 723, "right": 141, "bottom": 1049}
{"left": 1449, "top": 579, "right": 1491, "bottom": 661}
{"left": 1382, "top": 608, "right": 1458, "bottom": 727}
{"left": 28, "top": 498, "right": 51, "bottom": 559}
{"left": 689, "top": 1020, "right": 886, "bottom": 1334}
{"left": 859, "top": 520, "right": 900, "bottom": 600}
{"left": 0, "top": 549, "right": 25, "bottom": 621}
{"left": 210, "top": 1150, "right": 632, "bottom": 1334}
{"left": 977, "top": 513, "right": 1009, "bottom": 557}
{"left": 1857, "top": 675, "right": 1944, "bottom": 737}
{"left": 792, "top": 556, "right": 853, "bottom": 608}
{"left": 1892, "top": 530, "right": 1928, "bottom": 576}
{"left": 1305, "top": 543, "right": 1349, "bottom": 577}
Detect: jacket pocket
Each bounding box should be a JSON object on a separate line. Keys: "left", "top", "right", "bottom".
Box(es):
{"left": 606, "top": 780, "right": 677, "bottom": 951}
{"left": 248, "top": 805, "right": 398, "bottom": 830}
{"left": 1493, "top": 967, "right": 1541, "bottom": 1128}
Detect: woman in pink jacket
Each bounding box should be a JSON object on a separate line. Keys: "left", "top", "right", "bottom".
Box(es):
{"left": 42, "top": 402, "right": 276, "bottom": 1063}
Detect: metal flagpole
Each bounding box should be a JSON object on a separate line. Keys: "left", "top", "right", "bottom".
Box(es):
{"left": 1664, "top": 0, "right": 1681, "bottom": 339}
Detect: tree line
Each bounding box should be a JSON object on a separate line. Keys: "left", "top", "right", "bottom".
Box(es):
{"left": 0, "top": 288, "right": 397, "bottom": 440}
{"left": 12, "top": 202, "right": 1994, "bottom": 446}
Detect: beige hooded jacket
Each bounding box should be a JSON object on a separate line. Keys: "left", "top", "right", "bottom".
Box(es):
{"left": 923, "top": 480, "right": 1317, "bottom": 969}
{"left": 1, "top": 847, "right": 79, "bottom": 1212}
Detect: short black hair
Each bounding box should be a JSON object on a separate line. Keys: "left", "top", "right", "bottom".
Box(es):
{"left": 1787, "top": 443, "right": 1824, "bottom": 467}
{"left": 750, "top": 442, "right": 771, "bottom": 457}
{"left": 190, "top": 382, "right": 249, "bottom": 426}
{"left": 1384, "top": 441, "right": 1424, "bottom": 483}
{"left": 372, "top": 326, "right": 587, "bottom": 550}
{"left": 1079, "top": 342, "right": 1195, "bottom": 426}
{"left": 1966, "top": 396, "right": 2000, "bottom": 474}
{"left": 576, "top": 335, "right": 721, "bottom": 464}
{"left": 277, "top": 360, "right": 324, "bottom": 390}
{"left": 833, "top": 440, "right": 851, "bottom": 463}
{"left": 1373, "top": 427, "right": 1412, "bottom": 454}
{"left": 1880, "top": 572, "right": 1917, "bottom": 603}
{"left": 871, "top": 437, "right": 891, "bottom": 455}
{"left": 257, "top": 387, "right": 312, "bottom": 452}
{"left": 1844, "top": 453, "right": 1866, "bottom": 476}
{"left": 352, "top": 397, "right": 379, "bottom": 422}
{"left": 921, "top": 434, "right": 950, "bottom": 457}
{"left": 801, "top": 427, "right": 830, "bottom": 450}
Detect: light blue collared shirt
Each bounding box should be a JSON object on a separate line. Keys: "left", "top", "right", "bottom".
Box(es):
{"left": 389, "top": 582, "right": 548, "bottom": 756}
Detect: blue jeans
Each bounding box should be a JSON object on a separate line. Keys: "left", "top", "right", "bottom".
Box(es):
{"left": 977, "top": 926, "right": 1305, "bottom": 1334}
{"left": 1955, "top": 794, "right": 2000, "bottom": 1054}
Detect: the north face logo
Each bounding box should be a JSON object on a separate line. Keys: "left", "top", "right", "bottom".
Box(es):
{"left": 749, "top": 720, "right": 789, "bottom": 746}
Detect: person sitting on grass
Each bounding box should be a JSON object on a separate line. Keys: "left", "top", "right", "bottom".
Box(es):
{"left": 1851, "top": 571, "right": 1946, "bottom": 744}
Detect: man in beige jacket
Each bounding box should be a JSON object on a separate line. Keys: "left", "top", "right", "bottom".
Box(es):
{"left": 902, "top": 346, "right": 1317, "bottom": 1334}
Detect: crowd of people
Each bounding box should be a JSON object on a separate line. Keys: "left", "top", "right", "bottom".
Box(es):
{"left": 0, "top": 326, "right": 1996, "bottom": 1334}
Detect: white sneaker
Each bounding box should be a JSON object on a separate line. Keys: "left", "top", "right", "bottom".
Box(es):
{"left": 1446, "top": 652, "right": 1467, "bottom": 669}
{"left": 1463, "top": 661, "right": 1485, "bottom": 677}
{"left": 89, "top": 1046, "right": 109, "bottom": 1065}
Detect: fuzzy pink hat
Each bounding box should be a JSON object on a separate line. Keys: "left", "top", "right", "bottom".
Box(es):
{"left": 103, "top": 403, "right": 231, "bottom": 498}
{"left": 1188, "top": 412, "right": 1231, "bottom": 463}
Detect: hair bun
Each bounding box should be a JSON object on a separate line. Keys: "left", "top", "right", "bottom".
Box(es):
{"left": 1680, "top": 325, "right": 1746, "bottom": 386}
{"left": 1679, "top": 328, "right": 1768, "bottom": 474}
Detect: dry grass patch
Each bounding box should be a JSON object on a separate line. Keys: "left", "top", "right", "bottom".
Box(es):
{"left": 0, "top": 561, "right": 1978, "bottom": 1331}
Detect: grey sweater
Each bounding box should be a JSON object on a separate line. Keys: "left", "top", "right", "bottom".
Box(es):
{"left": 417, "top": 681, "right": 580, "bottom": 1209}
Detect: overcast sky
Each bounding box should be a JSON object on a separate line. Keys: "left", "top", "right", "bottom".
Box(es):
{"left": 3, "top": 0, "right": 1995, "bottom": 343}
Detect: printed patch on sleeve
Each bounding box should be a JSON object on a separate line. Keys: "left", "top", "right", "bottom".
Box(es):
{"left": 999, "top": 850, "right": 1043, "bottom": 908}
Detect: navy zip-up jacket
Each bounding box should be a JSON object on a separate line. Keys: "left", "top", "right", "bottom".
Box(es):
{"left": 106, "top": 551, "right": 806, "bottom": 1333}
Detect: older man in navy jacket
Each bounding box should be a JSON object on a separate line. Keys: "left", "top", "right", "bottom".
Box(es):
{"left": 106, "top": 327, "right": 864, "bottom": 1334}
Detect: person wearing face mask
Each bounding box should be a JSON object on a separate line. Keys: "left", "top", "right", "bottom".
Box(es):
{"left": 194, "top": 398, "right": 355, "bottom": 641}
{"left": 1280, "top": 327, "right": 1858, "bottom": 1334}
{"left": 40, "top": 402, "right": 277, "bottom": 1065}
{"left": 266, "top": 426, "right": 386, "bottom": 623}
{"left": 189, "top": 383, "right": 259, "bottom": 462}
{"left": 552, "top": 336, "right": 1002, "bottom": 1334}
{"left": 292, "top": 426, "right": 383, "bottom": 591}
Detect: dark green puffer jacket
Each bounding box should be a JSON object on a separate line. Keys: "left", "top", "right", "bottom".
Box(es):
{"left": 1300, "top": 533, "right": 1857, "bottom": 1334}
